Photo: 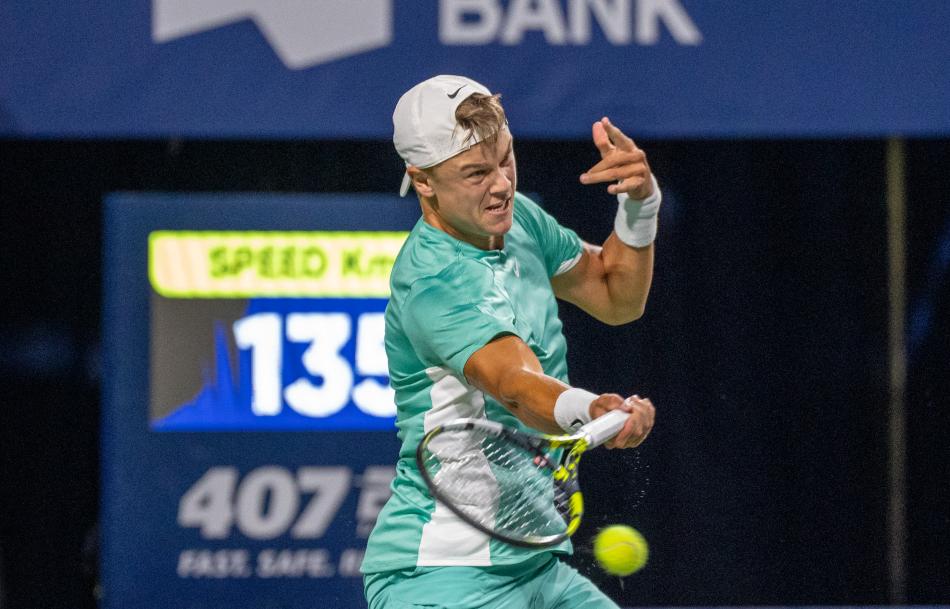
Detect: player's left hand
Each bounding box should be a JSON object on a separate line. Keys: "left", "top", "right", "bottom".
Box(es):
{"left": 579, "top": 117, "right": 654, "bottom": 200}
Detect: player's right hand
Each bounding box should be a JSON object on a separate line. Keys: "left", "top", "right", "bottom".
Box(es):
{"left": 589, "top": 393, "right": 655, "bottom": 449}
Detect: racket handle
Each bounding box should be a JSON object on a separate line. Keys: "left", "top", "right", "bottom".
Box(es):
{"left": 579, "top": 409, "right": 629, "bottom": 447}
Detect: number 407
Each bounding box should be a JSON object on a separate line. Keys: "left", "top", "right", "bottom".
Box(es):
{"left": 178, "top": 466, "right": 351, "bottom": 540}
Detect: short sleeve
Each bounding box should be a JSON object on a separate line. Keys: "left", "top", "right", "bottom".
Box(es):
{"left": 513, "top": 193, "right": 583, "bottom": 277}
{"left": 401, "top": 261, "right": 524, "bottom": 376}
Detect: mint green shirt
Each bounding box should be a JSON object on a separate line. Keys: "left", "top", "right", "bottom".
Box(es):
{"left": 361, "top": 192, "right": 583, "bottom": 573}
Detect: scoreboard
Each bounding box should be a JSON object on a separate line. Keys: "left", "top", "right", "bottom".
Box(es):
{"left": 148, "top": 230, "right": 406, "bottom": 431}
{"left": 102, "top": 193, "right": 418, "bottom": 608}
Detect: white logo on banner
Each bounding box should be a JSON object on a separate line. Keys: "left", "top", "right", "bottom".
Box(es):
{"left": 152, "top": 0, "right": 700, "bottom": 69}
{"left": 152, "top": 0, "right": 393, "bottom": 69}
{"left": 441, "top": 0, "right": 702, "bottom": 45}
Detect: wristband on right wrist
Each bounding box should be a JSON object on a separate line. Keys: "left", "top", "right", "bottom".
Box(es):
{"left": 553, "top": 387, "right": 598, "bottom": 433}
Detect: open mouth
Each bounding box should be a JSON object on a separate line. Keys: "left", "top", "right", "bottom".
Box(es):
{"left": 484, "top": 198, "right": 511, "bottom": 215}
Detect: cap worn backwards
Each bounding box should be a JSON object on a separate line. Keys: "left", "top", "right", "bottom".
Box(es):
{"left": 393, "top": 75, "right": 492, "bottom": 197}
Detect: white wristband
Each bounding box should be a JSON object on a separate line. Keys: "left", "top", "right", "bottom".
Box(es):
{"left": 614, "top": 174, "right": 662, "bottom": 248}
{"left": 554, "top": 388, "right": 598, "bottom": 433}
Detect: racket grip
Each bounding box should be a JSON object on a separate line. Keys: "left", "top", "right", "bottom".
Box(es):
{"left": 579, "top": 409, "right": 629, "bottom": 447}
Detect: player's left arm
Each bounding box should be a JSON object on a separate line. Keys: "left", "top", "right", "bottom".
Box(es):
{"left": 551, "top": 117, "right": 659, "bottom": 326}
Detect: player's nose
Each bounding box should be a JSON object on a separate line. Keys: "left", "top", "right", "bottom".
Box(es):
{"left": 489, "top": 167, "right": 513, "bottom": 196}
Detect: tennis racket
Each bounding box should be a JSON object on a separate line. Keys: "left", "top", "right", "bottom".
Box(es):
{"left": 415, "top": 409, "right": 629, "bottom": 548}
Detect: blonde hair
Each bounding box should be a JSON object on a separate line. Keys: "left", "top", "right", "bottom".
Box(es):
{"left": 454, "top": 93, "right": 507, "bottom": 150}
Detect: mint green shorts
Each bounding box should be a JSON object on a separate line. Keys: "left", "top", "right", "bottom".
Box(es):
{"left": 363, "top": 554, "right": 620, "bottom": 609}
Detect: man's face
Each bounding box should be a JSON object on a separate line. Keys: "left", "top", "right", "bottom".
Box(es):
{"left": 424, "top": 128, "right": 517, "bottom": 249}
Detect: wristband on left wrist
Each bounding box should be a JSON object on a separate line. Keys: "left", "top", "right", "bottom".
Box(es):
{"left": 614, "top": 174, "right": 661, "bottom": 248}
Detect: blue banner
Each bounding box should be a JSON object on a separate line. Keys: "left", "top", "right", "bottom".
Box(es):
{"left": 3, "top": 1, "right": 950, "bottom": 138}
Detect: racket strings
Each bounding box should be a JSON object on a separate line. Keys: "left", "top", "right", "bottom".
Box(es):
{"left": 421, "top": 426, "right": 572, "bottom": 543}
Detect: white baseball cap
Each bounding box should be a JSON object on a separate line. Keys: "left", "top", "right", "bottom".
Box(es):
{"left": 393, "top": 75, "right": 493, "bottom": 196}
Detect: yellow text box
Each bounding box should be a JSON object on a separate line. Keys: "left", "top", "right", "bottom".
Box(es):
{"left": 149, "top": 231, "right": 408, "bottom": 298}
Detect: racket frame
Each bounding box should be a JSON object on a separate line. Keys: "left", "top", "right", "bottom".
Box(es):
{"left": 415, "top": 411, "right": 627, "bottom": 548}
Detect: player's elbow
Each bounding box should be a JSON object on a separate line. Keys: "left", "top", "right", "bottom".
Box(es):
{"left": 599, "top": 304, "right": 645, "bottom": 326}
{"left": 603, "top": 312, "right": 644, "bottom": 326}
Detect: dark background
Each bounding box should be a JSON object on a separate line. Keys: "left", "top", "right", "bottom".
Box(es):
{"left": 1, "top": 137, "right": 947, "bottom": 608}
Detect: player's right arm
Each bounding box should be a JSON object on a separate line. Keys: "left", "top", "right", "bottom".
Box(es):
{"left": 463, "top": 334, "right": 654, "bottom": 449}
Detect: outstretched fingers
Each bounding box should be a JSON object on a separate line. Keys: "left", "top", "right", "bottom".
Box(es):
{"left": 601, "top": 117, "right": 637, "bottom": 152}
{"left": 581, "top": 118, "right": 654, "bottom": 199}
{"left": 592, "top": 120, "right": 614, "bottom": 158}
{"left": 581, "top": 150, "right": 647, "bottom": 184}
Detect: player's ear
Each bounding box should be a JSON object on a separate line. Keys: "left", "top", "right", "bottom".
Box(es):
{"left": 408, "top": 166, "right": 435, "bottom": 198}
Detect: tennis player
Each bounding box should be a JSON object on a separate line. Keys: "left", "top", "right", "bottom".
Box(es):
{"left": 361, "top": 75, "right": 659, "bottom": 609}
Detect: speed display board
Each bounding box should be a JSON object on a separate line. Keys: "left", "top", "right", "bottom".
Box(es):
{"left": 102, "top": 193, "right": 418, "bottom": 608}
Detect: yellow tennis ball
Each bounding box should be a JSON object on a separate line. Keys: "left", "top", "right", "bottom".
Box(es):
{"left": 593, "top": 525, "right": 648, "bottom": 576}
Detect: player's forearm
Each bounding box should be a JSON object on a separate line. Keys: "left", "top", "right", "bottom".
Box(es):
{"left": 595, "top": 173, "right": 661, "bottom": 323}
{"left": 599, "top": 231, "right": 654, "bottom": 324}
{"left": 553, "top": 172, "right": 660, "bottom": 324}
{"left": 492, "top": 366, "right": 570, "bottom": 434}
{"left": 499, "top": 369, "right": 654, "bottom": 441}
{"left": 463, "top": 335, "right": 573, "bottom": 434}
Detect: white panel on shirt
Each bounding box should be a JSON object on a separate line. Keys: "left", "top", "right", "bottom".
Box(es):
{"left": 417, "top": 367, "right": 497, "bottom": 566}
